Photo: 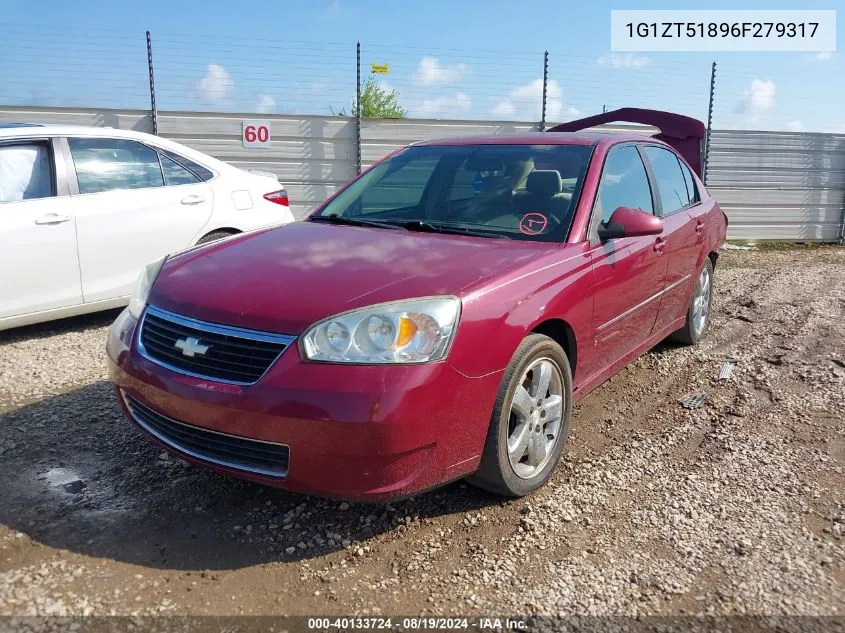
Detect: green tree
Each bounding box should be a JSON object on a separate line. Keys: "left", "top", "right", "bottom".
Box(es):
{"left": 334, "top": 75, "right": 407, "bottom": 119}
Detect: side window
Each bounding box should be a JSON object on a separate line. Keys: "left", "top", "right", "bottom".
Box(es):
{"left": 356, "top": 156, "right": 439, "bottom": 215}
{"left": 160, "top": 154, "right": 200, "bottom": 186}
{"left": 595, "top": 145, "right": 654, "bottom": 225}
{"left": 68, "top": 138, "right": 164, "bottom": 194}
{"left": 158, "top": 148, "right": 214, "bottom": 182}
{"left": 680, "top": 160, "right": 700, "bottom": 204}
{"left": 643, "top": 146, "right": 690, "bottom": 214}
{"left": 0, "top": 142, "right": 54, "bottom": 203}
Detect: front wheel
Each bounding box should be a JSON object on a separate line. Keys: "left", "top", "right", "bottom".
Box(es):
{"left": 670, "top": 258, "right": 714, "bottom": 345}
{"left": 467, "top": 334, "right": 573, "bottom": 497}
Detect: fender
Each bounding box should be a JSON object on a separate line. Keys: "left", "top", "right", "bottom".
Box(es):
{"left": 447, "top": 243, "right": 594, "bottom": 381}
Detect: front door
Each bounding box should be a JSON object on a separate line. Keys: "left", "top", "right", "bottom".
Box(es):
{"left": 586, "top": 144, "right": 667, "bottom": 376}
{"left": 0, "top": 138, "right": 82, "bottom": 319}
{"left": 65, "top": 136, "right": 213, "bottom": 303}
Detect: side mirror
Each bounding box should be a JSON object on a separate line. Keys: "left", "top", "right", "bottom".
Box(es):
{"left": 597, "top": 206, "right": 664, "bottom": 241}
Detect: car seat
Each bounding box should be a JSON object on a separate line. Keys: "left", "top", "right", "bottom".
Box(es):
{"left": 513, "top": 170, "right": 573, "bottom": 226}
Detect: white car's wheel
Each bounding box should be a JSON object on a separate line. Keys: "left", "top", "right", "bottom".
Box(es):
{"left": 197, "top": 230, "right": 238, "bottom": 245}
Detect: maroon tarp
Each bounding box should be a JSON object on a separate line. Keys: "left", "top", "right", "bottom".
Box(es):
{"left": 547, "top": 108, "right": 706, "bottom": 177}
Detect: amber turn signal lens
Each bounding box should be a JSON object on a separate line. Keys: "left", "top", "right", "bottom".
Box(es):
{"left": 396, "top": 316, "right": 418, "bottom": 347}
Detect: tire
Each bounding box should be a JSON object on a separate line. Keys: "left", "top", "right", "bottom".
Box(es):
{"left": 467, "top": 334, "right": 573, "bottom": 497}
{"left": 670, "top": 257, "right": 714, "bottom": 346}
{"left": 197, "top": 230, "right": 238, "bottom": 245}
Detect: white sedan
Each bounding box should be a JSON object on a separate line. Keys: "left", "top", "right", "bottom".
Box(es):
{"left": 0, "top": 124, "right": 295, "bottom": 330}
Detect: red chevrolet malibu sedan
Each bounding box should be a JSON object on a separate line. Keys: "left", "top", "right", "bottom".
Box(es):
{"left": 107, "top": 115, "right": 727, "bottom": 500}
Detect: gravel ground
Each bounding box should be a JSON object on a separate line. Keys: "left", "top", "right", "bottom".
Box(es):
{"left": 0, "top": 247, "right": 843, "bottom": 618}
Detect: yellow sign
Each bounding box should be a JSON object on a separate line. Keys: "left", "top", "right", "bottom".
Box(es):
{"left": 370, "top": 63, "right": 390, "bottom": 75}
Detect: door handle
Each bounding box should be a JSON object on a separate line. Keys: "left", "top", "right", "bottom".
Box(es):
{"left": 181, "top": 195, "right": 206, "bottom": 205}
{"left": 653, "top": 236, "right": 667, "bottom": 254}
{"left": 34, "top": 214, "right": 71, "bottom": 225}
{"left": 695, "top": 220, "right": 704, "bottom": 235}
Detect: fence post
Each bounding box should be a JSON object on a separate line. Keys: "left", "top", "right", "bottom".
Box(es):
{"left": 539, "top": 50, "right": 549, "bottom": 131}
{"left": 703, "top": 60, "right": 716, "bottom": 185}
{"left": 355, "top": 41, "right": 362, "bottom": 175}
{"left": 839, "top": 202, "right": 845, "bottom": 244}
{"left": 146, "top": 31, "right": 158, "bottom": 136}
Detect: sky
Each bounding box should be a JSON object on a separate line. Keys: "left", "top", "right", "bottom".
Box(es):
{"left": 0, "top": 0, "right": 842, "bottom": 132}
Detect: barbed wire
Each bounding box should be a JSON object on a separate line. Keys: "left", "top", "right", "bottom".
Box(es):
{"left": 0, "top": 24, "right": 838, "bottom": 132}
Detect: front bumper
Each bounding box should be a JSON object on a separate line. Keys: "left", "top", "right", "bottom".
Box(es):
{"left": 107, "top": 308, "right": 502, "bottom": 501}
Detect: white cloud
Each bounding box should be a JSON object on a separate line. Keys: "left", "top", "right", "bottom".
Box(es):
{"left": 803, "top": 51, "right": 834, "bottom": 62}
{"left": 296, "top": 82, "right": 329, "bottom": 95}
{"left": 412, "top": 57, "right": 470, "bottom": 86}
{"left": 735, "top": 79, "right": 775, "bottom": 115}
{"left": 597, "top": 53, "right": 650, "bottom": 68}
{"left": 323, "top": 0, "right": 342, "bottom": 17}
{"left": 374, "top": 79, "right": 395, "bottom": 94}
{"left": 415, "top": 93, "right": 472, "bottom": 118}
{"left": 492, "top": 100, "right": 516, "bottom": 117}
{"left": 564, "top": 106, "right": 583, "bottom": 121}
{"left": 256, "top": 94, "right": 276, "bottom": 113}
{"left": 492, "top": 78, "right": 563, "bottom": 120}
{"left": 784, "top": 120, "right": 803, "bottom": 132}
{"left": 198, "top": 64, "right": 233, "bottom": 103}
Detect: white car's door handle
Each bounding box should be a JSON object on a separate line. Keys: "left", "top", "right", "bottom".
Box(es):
{"left": 181, "top": 195, "right": 206, "bottom": 205}
{"left": 34, "top": 214, "right": 72, "bottom": 225}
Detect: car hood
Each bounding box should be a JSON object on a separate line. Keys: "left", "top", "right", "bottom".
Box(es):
{"left": 149, "top": 221, "right": 552, "bottom": 335}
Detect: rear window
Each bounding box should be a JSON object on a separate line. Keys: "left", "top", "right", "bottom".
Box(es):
{"left": 69, "top": 138, "right": 164, "bottom": 194}
{"left": 315, "top": 144, "right": 593, "bottom": 242}
{"left": 159, "top": 154, "right": 201, "bottom": 185}
{"left": 158, "top": 148, "right": 214, "bottom": 182}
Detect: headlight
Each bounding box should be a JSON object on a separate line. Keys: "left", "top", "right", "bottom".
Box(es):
{"left": 128, "top": 257, "right": 167, "bottom": 319}
{"left": 301, "top": 297, "right": 461, "bottom": 364}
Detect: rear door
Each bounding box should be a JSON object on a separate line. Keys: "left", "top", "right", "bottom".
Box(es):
{"left": 586, "top": 144, "right": 668, "bottom": 376}
{"left": 0, "top": 137, "right": 82, "bottom": 318}
{"left": 65, "top": 136, "right": 213, "bottom": 303}
{"left": 641, "top": 144, "right": 700, "bottom": 331}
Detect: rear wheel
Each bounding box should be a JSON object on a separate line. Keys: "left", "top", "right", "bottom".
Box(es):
{"left": 670, "top": 258, "right": 714, "bottom": 345}
{"left": 467, "top": 334, "right": 573, "bottom": 497}
{"left": 197, "top": 229, "right": 238, "bottom": 245}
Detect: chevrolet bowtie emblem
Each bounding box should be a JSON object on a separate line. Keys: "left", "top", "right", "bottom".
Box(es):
{"left": 174, "top": 336, "right": 210, "bottom": 357}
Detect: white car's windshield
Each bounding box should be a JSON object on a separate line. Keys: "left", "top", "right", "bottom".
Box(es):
{"left": 312, "top": 143, "right": 593, "bottom": 242}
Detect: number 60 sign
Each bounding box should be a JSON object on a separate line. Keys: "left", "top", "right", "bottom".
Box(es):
{"left": 242, "top": 120, "right": 271, "bottom": 148}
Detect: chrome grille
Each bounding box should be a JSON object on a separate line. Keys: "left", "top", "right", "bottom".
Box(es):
{"left": 138, "top": 305, "right": 294, "bottom": 384}
{"left": 123, "top": 393, "right": 289, "bottom": 477}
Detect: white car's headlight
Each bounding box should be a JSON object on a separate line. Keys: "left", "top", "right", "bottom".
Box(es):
{"left": 301, "top": 297, "right": 461, "bottom": 364}
{"left": 128, "top": 257, "right": 167, "bottom": 319}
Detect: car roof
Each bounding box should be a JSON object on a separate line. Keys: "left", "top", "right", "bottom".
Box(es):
{"left": 412, "top": 130, "right": 655, "bottom": 147}
{"left": 0, "top": 124, "right": 153, "bottom": 140}
{"left": 0, "top": 122, "right": 45, "bottom": 129}
{"left": 0, "top": 123, "right": 233, "bottom": 173}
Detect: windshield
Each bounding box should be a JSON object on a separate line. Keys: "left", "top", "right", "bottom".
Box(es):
{"left": 312, "top": 143, "right": 593, "bottom": 242}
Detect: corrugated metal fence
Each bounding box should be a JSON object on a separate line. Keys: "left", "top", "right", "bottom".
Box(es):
{"left": 2, "top": 105, "right": 843, "bottom": 241}
{"left": 158, "top": 111, "right": 356, "bottom": 220}
{"left": 706, "top": 130, "right": 845, "bottom": 242}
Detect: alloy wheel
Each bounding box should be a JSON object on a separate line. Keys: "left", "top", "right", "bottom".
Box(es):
{"left": 507, "top": 357, "right": 564, "bottom": 479}
{"left": 692, "top": 267, "right": 711, "bottom": 337}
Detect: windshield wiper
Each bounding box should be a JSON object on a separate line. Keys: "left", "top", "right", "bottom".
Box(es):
{"left": 398, "top": 220, "right": 510, "bottom": 239}
{"left": 308, "top": 214, "right": 406, "bottom": 231}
